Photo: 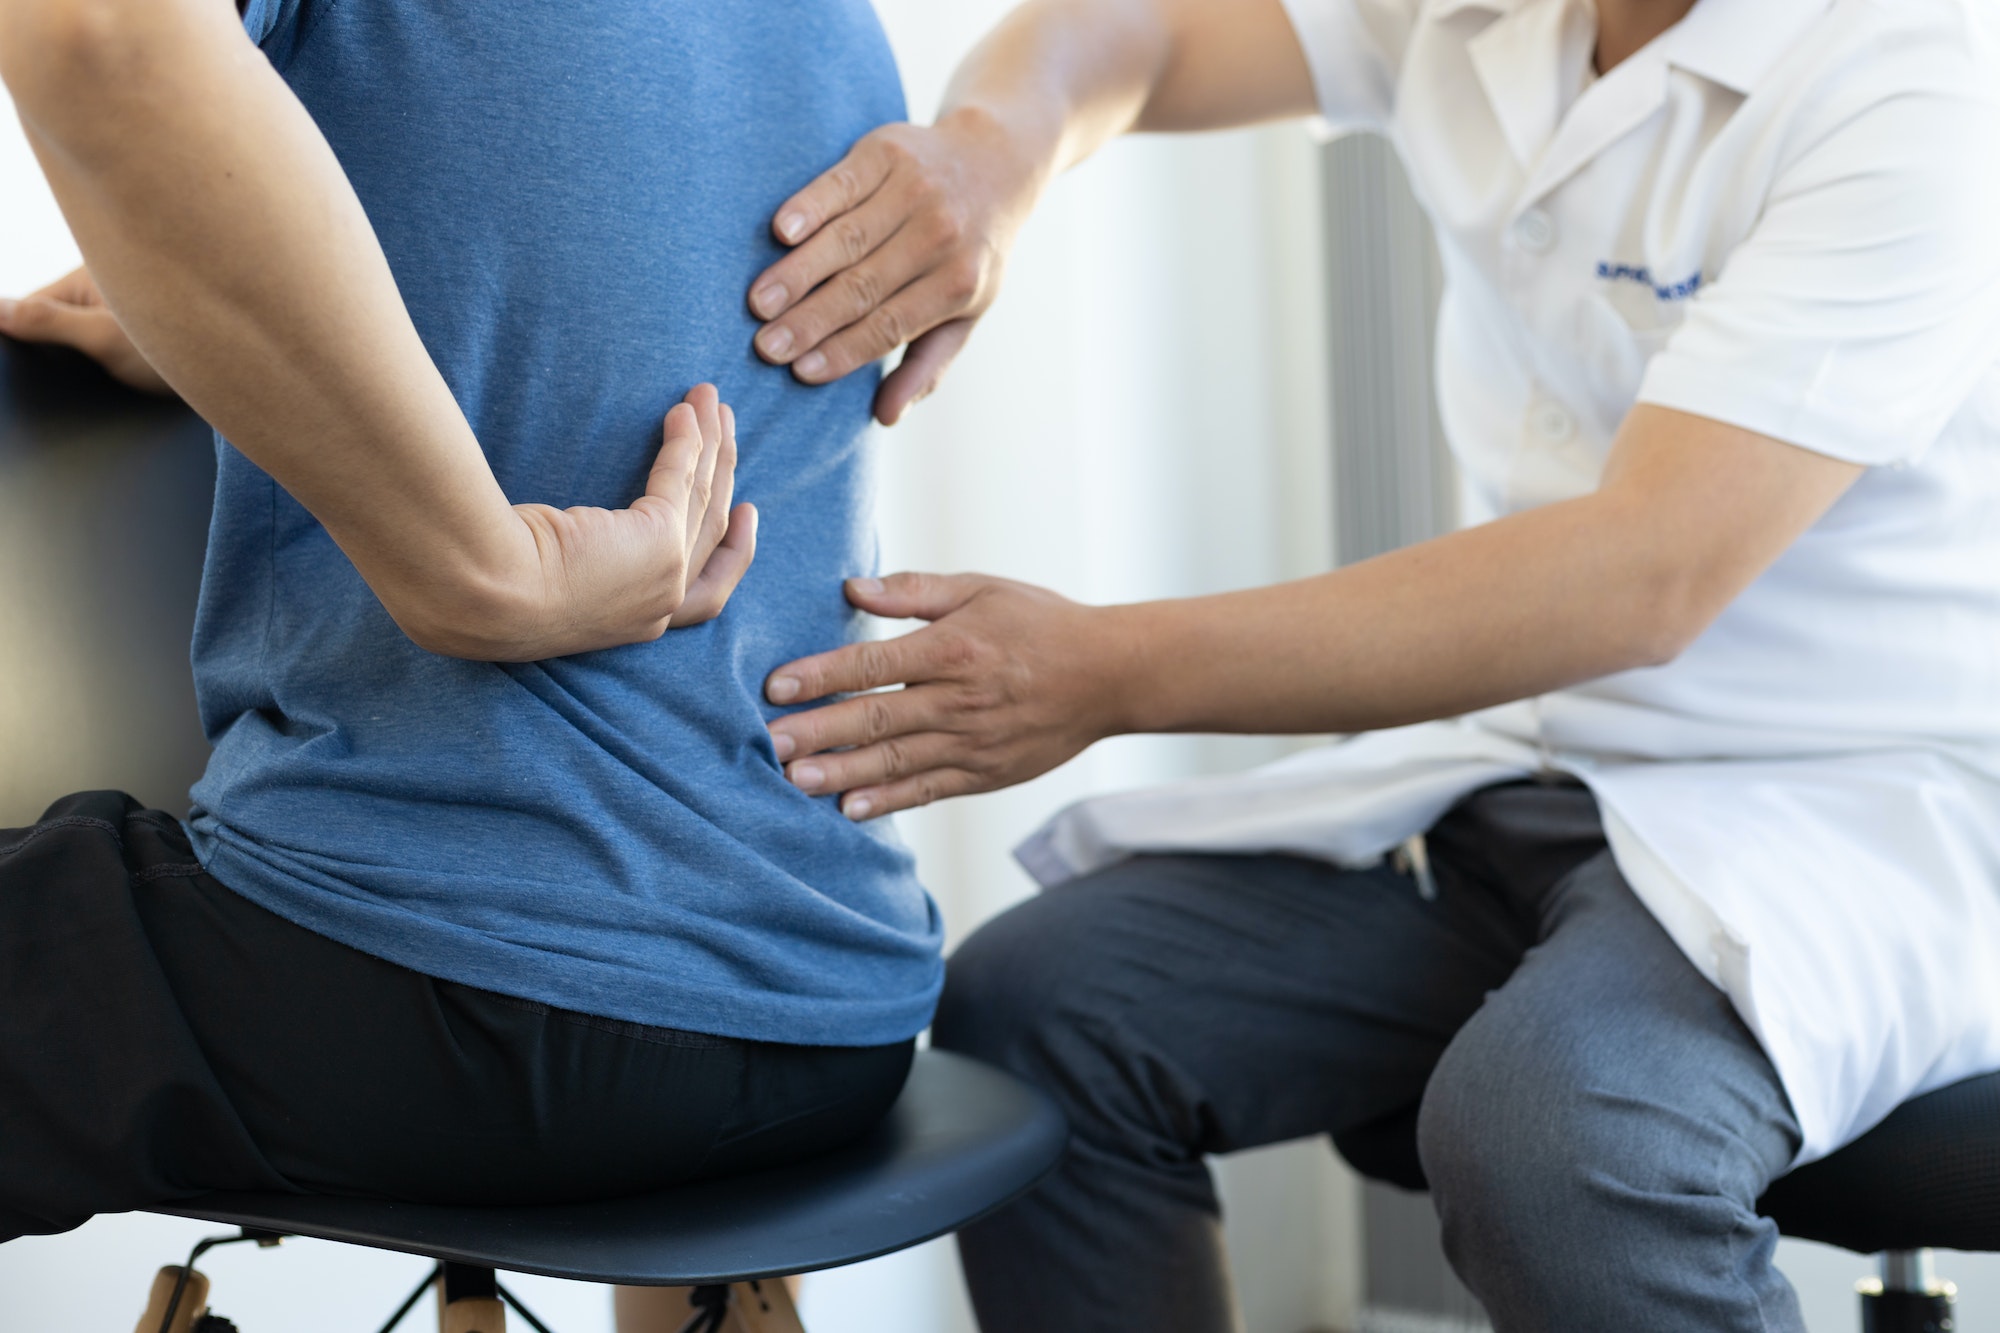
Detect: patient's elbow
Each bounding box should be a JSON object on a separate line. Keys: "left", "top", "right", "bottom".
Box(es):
{"left": 0, "top": 0, "right": 149, "bottom": 118}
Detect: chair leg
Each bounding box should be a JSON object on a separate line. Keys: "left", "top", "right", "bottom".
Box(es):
{"left": 613, "top": 1281, "right": 807, "bottom": 1333}
{"left": 133, "top": 1266, "right": 211, "bottom": 1333}
{"left": 727, "top": 1279, "right": 806, "bottom": 1333}
{"left": 437, "top": 1262, "right": 507, "bottom": 1333}
{"left": 1858, "top": 1249, "right": 1956, "bottom": 1333}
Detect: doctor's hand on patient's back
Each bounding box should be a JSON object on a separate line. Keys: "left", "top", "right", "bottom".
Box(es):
{"left": 747, "top": 109, "right": 1037, "bottom": 425}
{"left": 764, "top": 572, "right": 1125, "bottom": 818}
{"left": 747, "top": 0, "right": 1318, "bottom": 424}
{"left": 0, "top": 266, "right": 174, "bottom": 395}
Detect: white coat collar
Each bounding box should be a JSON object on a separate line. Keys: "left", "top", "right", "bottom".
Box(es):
{"left": 1438, "top": 0, "right": 1832, "bottom": 197}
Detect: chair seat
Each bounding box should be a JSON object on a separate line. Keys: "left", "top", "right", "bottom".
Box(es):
{"left": 1761, "top": 1070, "right": 2000, "bottom": 1255}
{"left": 151, "top": 1050, "right": 1068, "bottom": 1287}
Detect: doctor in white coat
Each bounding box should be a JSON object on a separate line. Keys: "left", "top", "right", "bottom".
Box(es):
{"left": 743, "top": 0, "right": 2000, "bottom": 1328}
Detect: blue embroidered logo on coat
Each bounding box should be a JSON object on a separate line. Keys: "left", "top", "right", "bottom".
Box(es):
{"left": 1596, "top": 262, "right": 1703, "bottom": 301}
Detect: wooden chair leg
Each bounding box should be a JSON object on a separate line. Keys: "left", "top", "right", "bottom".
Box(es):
{"left": 133, "top": 1266, "right": 211, "bottom": 1333}
{"left": 727, "top": 1279, "right": 805, "bottom": 1333}
{"left": 613, "top": 1280, "right": 807, "bottom": 1333}
{"left": 436, "top": 1263, "right": 506, "bottom": 1333}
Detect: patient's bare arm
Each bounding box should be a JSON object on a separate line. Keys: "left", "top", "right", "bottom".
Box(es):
{"left": 0, "top": 0, "right": 755, "bottom": 660}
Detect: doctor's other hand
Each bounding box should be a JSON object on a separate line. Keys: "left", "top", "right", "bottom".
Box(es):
{"left": 0, "top": 266, "right": 174, "bottom": 396}
{"left": 764, "top": 572, "right": 1127, "bottom": 819}
{"left": 748, "top": 110, "right": 1039, "bottom": 425}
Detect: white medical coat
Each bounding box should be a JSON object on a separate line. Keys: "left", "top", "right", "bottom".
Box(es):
{"left": 1017, "top": 0, "right": 2000, "bottom": 1162}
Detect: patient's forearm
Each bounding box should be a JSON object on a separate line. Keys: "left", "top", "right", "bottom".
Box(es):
{"left": 0, "top": 0, "right": 531, "bottom": 643}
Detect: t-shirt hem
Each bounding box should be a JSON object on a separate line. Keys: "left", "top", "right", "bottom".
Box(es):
{"left": 195, "top": 843, "right": 942, "bottom": 1050}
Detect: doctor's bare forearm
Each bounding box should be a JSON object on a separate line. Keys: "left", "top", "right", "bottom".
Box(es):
{"left": 1110, "top": 408, "right": 1863, "bottom": 736}
{"left": 0, "top": 0, "right": 753, "bottom": 659}
{"left": 940, "top": 0, "right": 1317, "bottom": 177}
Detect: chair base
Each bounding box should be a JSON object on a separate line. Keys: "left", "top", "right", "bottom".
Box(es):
{"left": 1860, "top": 1285, "right": 1957, "bottom": 1333}
{"left": 135, "top": 1234, "right": 811, "bottom": 1333}
{"left": 1860, "top": 1251, "right": 1959, "bottom": 1333}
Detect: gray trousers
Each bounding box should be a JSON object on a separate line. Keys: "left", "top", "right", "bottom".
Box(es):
{"left": 933, "top": 781, "right": 1804, "bottom": 1332}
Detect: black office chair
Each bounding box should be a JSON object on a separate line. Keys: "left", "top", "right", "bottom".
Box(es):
{"left": 1335, "top": 1070, "right": 2000, "bottom": 1333}
{"left": 136, "top": 1048, "right": 1067, "bottom": 1333}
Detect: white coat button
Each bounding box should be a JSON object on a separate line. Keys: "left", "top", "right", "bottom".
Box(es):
{"left": 1513, "top": 209, "right": 1557, "bottom": 255}
{"left": 1531, "top": 402, "right": 1576, "bottom": 443}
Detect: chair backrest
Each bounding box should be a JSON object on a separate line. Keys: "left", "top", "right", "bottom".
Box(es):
{"left": 0, "top": 338, "right": 214, "bottom": 825}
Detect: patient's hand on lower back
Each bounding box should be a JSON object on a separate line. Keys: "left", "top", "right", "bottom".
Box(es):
{"left": 0, "top": 266, "right": 174, "bottom": 395}
{"left": 0, "top": 270, "right": 760, "bottom": 661}
{"left": 366, "top": 384, "right": 761, "bottom": 662}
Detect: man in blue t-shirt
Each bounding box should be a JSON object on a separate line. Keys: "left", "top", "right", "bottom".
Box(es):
{"left": 0, "top": 0, "right": 942, "bottom": 1257}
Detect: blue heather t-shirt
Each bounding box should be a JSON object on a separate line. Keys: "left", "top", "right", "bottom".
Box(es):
{"left": 186, "top": 0, "right": 943, "bottom": 1046}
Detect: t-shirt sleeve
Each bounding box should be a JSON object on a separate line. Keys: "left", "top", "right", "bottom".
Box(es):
{"left": 1638, "top": 63, "right": 2000, "bottom": 468}
{"left": 1276, "top": 0, "right": 1419, "bottom": 131}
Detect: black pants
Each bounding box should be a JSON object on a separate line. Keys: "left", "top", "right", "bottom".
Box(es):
{"left": 0, "top": 792, "right": 913, "bottom": 1243}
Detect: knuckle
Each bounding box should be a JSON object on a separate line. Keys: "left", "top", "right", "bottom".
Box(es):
{"left": 876, "top": 734, "right": 912, "bottom": 779}
{"left": 934, "top": 632, "right": 982, "bottom": 673}
{"left": 861, "top": 692, "right": 898, "bottom": 743}
{"left": 853, "top": 639, "right": 890, "bottom": 685}
{"left": 832, "top": 217, "right": 872, "bottom": 265}
{"left": 866, "top": 302, "right": 909, "bottom": 349}
{"left": 838, "top": 264, "right": 884, "bottom": 315}
{"left": 941, "top": 258, "right": 982, "bottom": 306}
{"left": 828, "top": 163, "right": 864, "bottom": 207}
{"left": 922, "top": 203, "right": 965, "bottom": 249}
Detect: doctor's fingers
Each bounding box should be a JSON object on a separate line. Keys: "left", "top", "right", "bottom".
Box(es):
{"left": 783, "top": 264, "right": 988, "bottom": 388}
{"left": 784, "top": 726, "right": 969, "bottom": 799}
{"left": 766, "top": 129, "right": 904, "bottom": 253}
{"left": 765, "top": 622, "right": 958, "bottom": 708}
{"left": 840, "top": 765, "right": 991, "bottom": 822}
{"left": 752, "top": 181, "right": 913, "bottom": 336}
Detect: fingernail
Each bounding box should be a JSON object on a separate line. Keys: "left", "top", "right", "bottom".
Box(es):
{"left": 758, "top": 326, "right": 794, "bottom": 360}
{"left": 792, "top": 762, "right": 824, "bottom": 791}
{"left": 850, "top": 577, "right": 885, "bottom": 597}
{"left": 767, "top": 675, "right": 800, "bottom": 704}
{"left": 845, "top": 795, "right": 874, "bottom": 821}
{"left": 771, "top": 732, "right": 796, "bottom": 761}
{"left": 796, "top": 351, "right": 827, "bottom": 379}
{"left": 778, "top": 212, "right": 807, "bottom": 243}
{"left": 752, "top": 283, "right": 788, "bottom": 319}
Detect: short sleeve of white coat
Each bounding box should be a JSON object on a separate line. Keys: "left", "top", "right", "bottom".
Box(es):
{"left": 1639, "top": 39, "right": 2000, "bottom": 467}
{"left": 1276, "top": 0, "right": 1419, "bottom": 131}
